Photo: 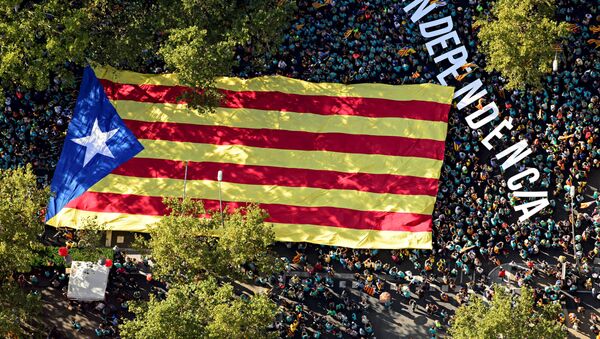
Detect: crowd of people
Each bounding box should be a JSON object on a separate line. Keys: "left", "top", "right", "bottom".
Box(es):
{"left": 1, "top": 79, "right": 73, "bottom": 185}
{"left": 238, "top": 0, "right": 600, "bottom": 337}
{"left": 2, "top": 0, "right": 600, "bottom": 337}
{"left": 271, "top": 270, "right": 375, "bottom": 338}
{"left": 22, "top": 244, "right": 161, "bottom": 338}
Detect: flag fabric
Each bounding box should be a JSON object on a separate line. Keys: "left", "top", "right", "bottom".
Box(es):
{"left": 580, "top": 201, "right": 596, "bottom": 209}
{"left": 397, "top": 47, "right": 416, "bottom": 56}
{"left": 46, "top": 65, "right": 454, "bottom": 249}
{"left": 587, "top": 39, "right": 600, "bottom": 49}
{"left": 312, "top": 1, "right": 329, "bottom": 9}
{"left": 459, "top": 63, "right": 478, "bottom": 71}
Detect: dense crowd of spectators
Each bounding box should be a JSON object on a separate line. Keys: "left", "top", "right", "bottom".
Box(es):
{"left": 2, "top": 0, "right": 600, "bottom": 337}
{"left": 23, "top": 245, "right": 161, "bottom": 338}
{"left": 239, "top": 0, "right": 599, "bottom": 336}
{"left": 1, "top": 79, "right": 74, "bottom": 185}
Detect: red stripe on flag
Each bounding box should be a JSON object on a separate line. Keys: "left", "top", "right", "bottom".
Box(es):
{"left": 99, "top": 79, "right": 450, "bottom": 122}
{"left": 66, "top": 192, "right": 433, "bottom": 232}
{"left": 112, "top": 158, "right": 439, "bottom": 196}
{"left": 122, "top": 120, "right": 445, "bottom": 160}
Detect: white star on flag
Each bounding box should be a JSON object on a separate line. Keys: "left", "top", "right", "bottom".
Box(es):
{"left": 71, "top": 118, "right": 119, "bottom": 167}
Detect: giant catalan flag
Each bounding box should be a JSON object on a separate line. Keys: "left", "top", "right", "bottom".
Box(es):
{"left": 46, "top": 66, "right": 453, "bottom": 249}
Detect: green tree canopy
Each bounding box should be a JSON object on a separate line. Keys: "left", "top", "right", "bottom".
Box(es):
{"left": 0, "top": 283, "right": 40, "bottom": 338}
{"left": 0, "top": 165, "right": 49, "bottom": 279}
{"left": 0, "top": 165, "right": 48, "bottom": 337}
{"left": 147, "top": 197, "right": 280, "bottom": 285}
{"left": 119, "top": 277, "right": 277, "bottom": 339}
{"left": 449, "top": 285, "right": 566, "bottom": 339}
{"left": 475, "top": 0, "right": 569, "bottom": 90}
{"left": 0, "top": 0, "right": 293, "bottom": 107}
{"left": 74, "top": 216, "right": 107, "bottom": 251}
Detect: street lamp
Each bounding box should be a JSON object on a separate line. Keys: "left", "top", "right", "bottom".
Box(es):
{"left": 217, "top": 170, "right": 224, "bottom": 227}
{"left": 552, "top": 53, "right": 559, "bottom": 72}
{"left": 182, "top": 161, "right": 189, "bottom": 199}
{"left": 570, "top": 185, "right": 578, "bottom": 270}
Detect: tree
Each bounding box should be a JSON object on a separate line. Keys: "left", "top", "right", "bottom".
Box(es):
{"left": 0, "top": 284, "right": 41, "bottom": 338}
{"left": 0, "top": 0, "right": 294, "bottom": 108}
{"left": 0, "top": 165, "right": 48, "bottom": 337}
{"left": 74, "top": 216, "right": 106, "bottom": 251}
{"left": 475, "top": 0, "right": 569, "bottom": 90}
{"left": 119, "top": 278, "right": 277, "bottom": 339}
{"left": 147, "top": 198, "right": 281, "bottom": 285}
{"left": 121, "top": 198, "right": 280, "bottom": 338}
{"left": 0, "top": 165, "right": 49, "bottom": 279}
{"left": 449, "top": 285, "right": 566, "bottom": 339}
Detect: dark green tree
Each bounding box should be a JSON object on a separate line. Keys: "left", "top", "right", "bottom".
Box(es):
{"left": 475, "top": 0, "right": 569, "bottom": 90}
{"left": 147, "top": 197, "right": 280, "bottom": 285}
{"left": 119, "top": 278, "right": 277, "bottom": 339}
{"left": 74, "top": 216, "right": 106, "bottom": 251}
{"left": 0, "top": 0, "right": 294, "bottom": 107}
{"left": 0, "top": 165, "right": 48, "bottom": 337}
{"left": 0, "top": 165, "right": 49, "bottom": 279}
{"left": 450, "top": 285, "right": 566, "bottom": 339}
{"left": 0, "top": 284, "right": 41, "bottom": 338}
{"left": 121, "top": 196, "right": 280, "bottom": 338}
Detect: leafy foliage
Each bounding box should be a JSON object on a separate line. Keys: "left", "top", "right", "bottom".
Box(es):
{"left": 0, "top": 283, "right": 41, "bottom": 338}
{"left": 0, "top": 165, "right": 49, "bottom": 279}
{"left": 122, "top": 198, "right": 280, "bottom": 337}
{"left": 119, "top": 278, "right": 277, "bottom": 339}
{"left": 74, "top": 216, "right": 107, "bottom": 250}
{"left": 158, "top": 0, "right": 294, "bottom": 108}
{"left": 0, "top": 165, "right": 47, "bottom": 336}
{"left": 130, "top": 233, "right": 150, "bottom": 253}
{"left": 0, "top": 1, "right": 90, "bottom": 91}
{"left": 449, "top": 285, "right": 566, "bottom": 339}
{"left": 0, "top": 0, "right": 294, "bottom": 109}
{"left": 31, "top": 246, "right": 114, "bottom": 268}
{"left": 475, "top": 0, "right": 569, "bottom": 90}
{"left": 147, "top": 197, "right": 280, "bottom": 284}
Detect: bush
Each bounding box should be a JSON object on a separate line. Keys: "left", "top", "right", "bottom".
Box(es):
{"left": 32, "top": 246, "right": 114, "bottom": 268}
{"left": 31, "top": 246, "right": 64, "bottom": 267}
{"left": 70, "top": 247, "right": 114, "bottom": 263}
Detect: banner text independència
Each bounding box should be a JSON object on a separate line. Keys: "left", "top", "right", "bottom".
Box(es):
{"left": 404, "top": 0, "right": 550, "bottom": 221}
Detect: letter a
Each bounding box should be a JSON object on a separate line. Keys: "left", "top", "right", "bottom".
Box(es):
{"left": 514, "top": 198, "right": 550, "bottom": 221}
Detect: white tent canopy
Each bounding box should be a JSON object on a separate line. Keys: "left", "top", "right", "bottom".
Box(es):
{"left": 67, "top": 261, "right": 110, "bottom": 302}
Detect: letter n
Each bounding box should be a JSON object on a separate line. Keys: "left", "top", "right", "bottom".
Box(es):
{"left": 403, "top": 0, "right": 438, "bottom": 22}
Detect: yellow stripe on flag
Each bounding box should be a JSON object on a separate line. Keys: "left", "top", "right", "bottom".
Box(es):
{"left": 272, "top": 223, "right": 432, "bottom": 249}
{"left": 112, "top": 100, "right": 449, "bottom": 141}
{"left": 47, "top": 207, "right": 161, "bottom": 232}
{"left": 95, "top": 65, "right": 454, "bottom": 104}
{"left": 87, "top": 174, "right": 436, "bottom": 214}
{"left": 47, "top": 208, "right": 433, "bottom": 249}
{"left": 136, "top": 139, "right": 444, "bottom": 178}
